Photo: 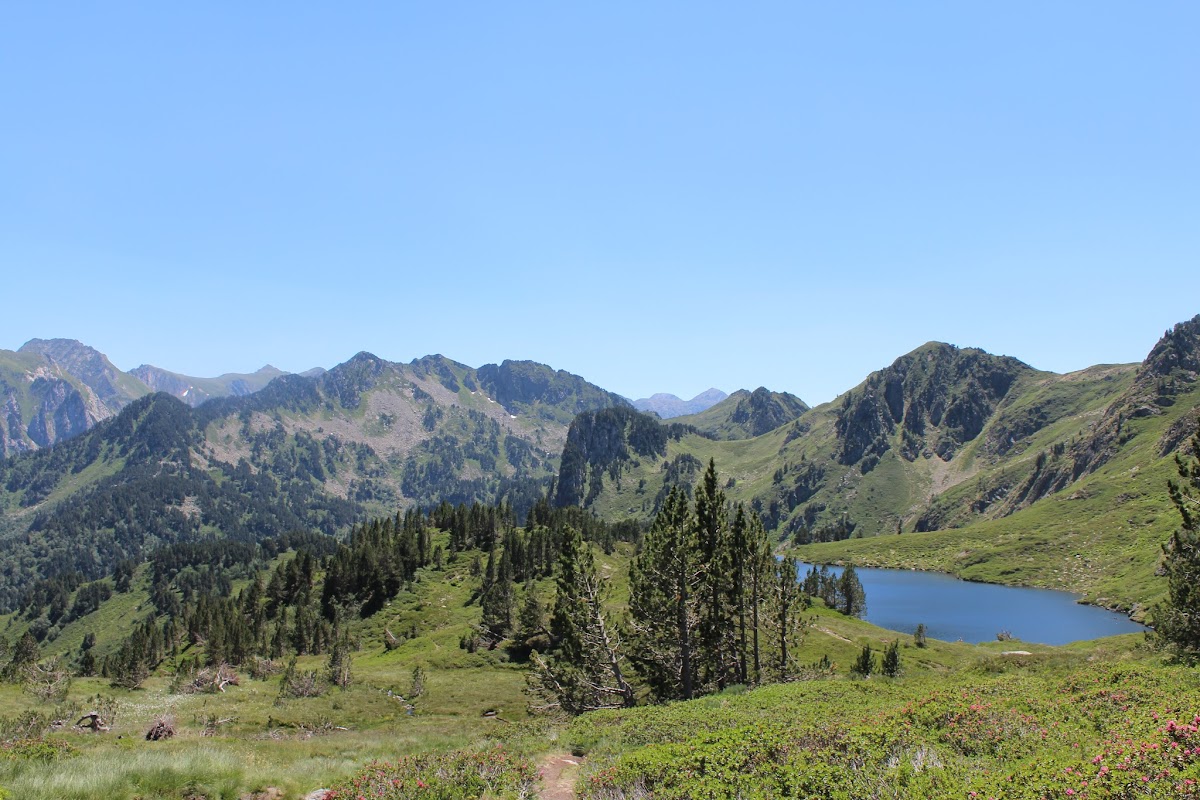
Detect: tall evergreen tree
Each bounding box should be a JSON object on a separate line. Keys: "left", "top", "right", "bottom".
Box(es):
{"left": 530, "top": 527, "right": 634, "bottom": 714}
{"left": 694, "top": 459, "right": 734, "bottom": 690}
{"left": 480, "top": 546, "right": 516, "bottom": 644}
{"left": 745, "top": 512, "right": 774, "bottom": 684}
{"left": 628, "top": 487, "right": 700, "bottom": 700}
{"left": 768, "top": 555, "right": 805, "bottom": 680}
{"left": 4, "top": 632, "right": 39, "bottom": 682}
{"left": 729, "top": 504, "right": 750, "bottom": 685}
{"left": 1154, "top": 424, "right": 1200, "bottom": 657}
{"left": 327, "top": 626, "right": 354, "bottom": 689}
{"left": 839, "top": 564, "right": 867, "bottom": 618}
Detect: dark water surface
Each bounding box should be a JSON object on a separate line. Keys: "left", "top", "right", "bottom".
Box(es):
{"left": 798, "top": 562, "right": 1148, "bottom": 645}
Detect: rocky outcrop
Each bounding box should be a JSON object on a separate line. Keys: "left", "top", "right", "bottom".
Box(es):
{"left": 0, "top": 348, "right": 123, "bottom": 457}
{"left": 728, "top": 388, "right": 810, "bottom": 438}
{"left": 835, "top": 343, "right": 1032, "bottom": 467}
{"left": 1012, "top": 314, "right": 1200, "bottom": 500}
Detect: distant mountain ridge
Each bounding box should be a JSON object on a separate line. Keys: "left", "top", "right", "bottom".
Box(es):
{"left": 633, "top": 388, "right": 727, "bottom": 418}
{"left": 1, "top": 337, "right": 628, "bottom": 457}
{"left": 0, "top": 338, "right": 296, "bottom": 456}
{"left": 130, "top": 364, "right": 289, "bottom": 408}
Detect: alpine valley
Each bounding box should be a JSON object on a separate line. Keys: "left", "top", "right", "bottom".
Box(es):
{"left": 0, "top": 314, "right": 1198, "bottom": 800}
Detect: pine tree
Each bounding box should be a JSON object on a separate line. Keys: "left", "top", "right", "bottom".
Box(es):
{"left": 839, "top": 564, "right": 867, "bottom": 617}
{"left": 882, "top": 640, "right": 901, "bottom": 677}
{"left": 913, "top": 623, "right": 928, "bottom": 648}
{"left": 326, "top": 628, "right": 353, "bottom": 689}
{"left": 694, "top": 459, "right": 734, "bottom": 690}
{"left": 1154, "top": 424, "right": 1200, "bottom": 657}
{"left": 4, "top": 632, "right": 39, "bottom": 682}
{"left": 479, "top": 546, "right": 515, "bottom": 644}
{"left": 851, "top": 644, "right": 877, "bottom": 677}
{"left": 628, "top": 487, "right": 700, "bottom": 700}
{"left": 767, "top": 555, "right": 805, "bottom": 680}
{"left": 729, "top": 505, "right": 751, "bottom": 684}
{"left": 745, "top": 511, "right": 774, "bottom": 684}
{"left": 529, "top": 527, "right": 634, "bottom": 714}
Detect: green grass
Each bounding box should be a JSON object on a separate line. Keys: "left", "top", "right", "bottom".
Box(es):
{"left": 568, "top": 637, "right": 1199, "bottom": 799}
{"left": 0, "top": 542, "right": 1186, "bottom": 800}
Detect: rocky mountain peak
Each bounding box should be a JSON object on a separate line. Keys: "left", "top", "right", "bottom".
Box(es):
{"left": 835, "top": 342, "right": 1033, "bottom": 467}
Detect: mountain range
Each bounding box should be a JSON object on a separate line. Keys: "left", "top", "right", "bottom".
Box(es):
{"left": 1, "top": 314, "right": 1197, "bottom": 614}
{"left": 0, "top": 349, "right": 630, "bottom": 607}
{"left": 632, "top": 388, "right": 729, "bottom": 418}
{"left": 0, "top": 338, "right": 313, "bottom": 457}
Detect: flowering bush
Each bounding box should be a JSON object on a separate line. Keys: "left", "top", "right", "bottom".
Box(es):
{"left": 320, "top": 747, "right": 539, "bottom": 800}
{"left": 577, "top": 664, "right": 1200, "bottom": 800}
{"left": 0, "top": 737, "right": 76, "bottom": 763}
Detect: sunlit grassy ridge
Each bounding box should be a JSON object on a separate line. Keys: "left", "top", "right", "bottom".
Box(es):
{"left": 572, "top": 346, "right": 1199, "bottom": 613}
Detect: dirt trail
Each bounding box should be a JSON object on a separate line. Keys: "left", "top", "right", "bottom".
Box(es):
{"left": 538, "top": 752, "right": 582, "bottom": 800}
{"left": 816, "top": 625, "right": 853, "bottom": 643}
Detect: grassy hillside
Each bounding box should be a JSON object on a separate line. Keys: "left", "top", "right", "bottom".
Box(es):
{"left": 2, "top": 578, "right": 1188, "bottom": 798}
{"left": 2, "top": 489, "right": 1196, "bottom": 799}
{"left": 556, "top": 319, "right": 1200, "bottom": 611}
{"left": 569, "top": 637, "right": 1197, "bottom": 800}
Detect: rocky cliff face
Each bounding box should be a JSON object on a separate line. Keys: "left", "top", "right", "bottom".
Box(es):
{"left": 673, "top": 387, "right": 809, "bottom": 440}
{"left": 129, "top": 365, "right": 193, "bottom": 398}
{"left": 0, "top": 343, "right": 141, "bottom": 457}
{"left": 729, "top": 388, "right": 810, "bottom": 438}
{"left": 18, "top": 338, "right": 144, "bottom": 416}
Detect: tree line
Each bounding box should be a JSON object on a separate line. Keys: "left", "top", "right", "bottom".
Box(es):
{"left": 530, "top": 459, "right": 867, "bottom": 714}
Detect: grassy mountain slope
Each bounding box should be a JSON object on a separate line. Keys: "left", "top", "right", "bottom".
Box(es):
{"left": 799, "top": 316, "right": 1200, "bottom": 612}
{"left": 673, "top": 387, "right": 809, "bottom": 440}
{"left": 556, "top": 317, "right": 1200, "bottom": 610}
{"left": 561, "top": 343, "right": 1134, "bottom": 536}
{"left": 570, "top": 638, "right": 1192, "bottom": 799}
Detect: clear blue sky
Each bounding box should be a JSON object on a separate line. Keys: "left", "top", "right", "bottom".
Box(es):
{"left": 3, "top": 4, "right": 1197, "bottom": 405}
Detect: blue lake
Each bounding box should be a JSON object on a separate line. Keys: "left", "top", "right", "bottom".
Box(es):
{"left": 798, "top": 563, "right": 1148, "bottom": 645}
